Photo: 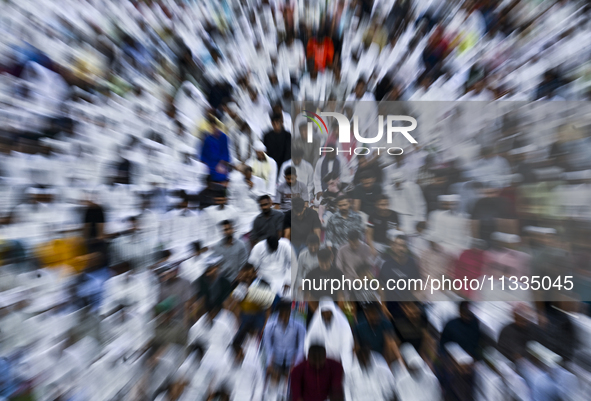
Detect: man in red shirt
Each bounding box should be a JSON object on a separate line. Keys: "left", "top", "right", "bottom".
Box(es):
{"left": 290, "top": 345, "right": 344, "bottom": 401}
{"left": 307, "top": 32, "right": 335, "bottom": 71}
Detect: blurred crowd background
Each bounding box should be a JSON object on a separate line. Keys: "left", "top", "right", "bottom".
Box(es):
{"left": 2, "top": 0, "right": 591, "bottom": 400}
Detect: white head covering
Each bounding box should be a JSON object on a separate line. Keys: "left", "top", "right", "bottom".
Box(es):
{"left": 253, "top": 141, "right": 267, "bottom": 152}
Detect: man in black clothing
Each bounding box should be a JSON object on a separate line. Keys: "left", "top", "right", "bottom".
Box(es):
{"left": 304, "top": 248, "right": 342, "bottom": 301}
{"left": 351, "top": 170, "right": 383, "bottom": 217}
{"left": 366, "top": 195, "right": 399, "bottom": 256}
{"left": 290, "top": 197, "right": 322, "bottom": 255}
{"left": 263, "top": 113, "right": 291, "bottom": 172}
{"left": 378, "top": 233, "right": 421, "bottom": 302}
{"left": 193, "top": 255, "right": 233, "bottom": 318}
{"left": 251, "top": 195, "right": 285, "bottom": 246}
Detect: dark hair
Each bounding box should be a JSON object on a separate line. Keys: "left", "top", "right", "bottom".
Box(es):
{"left": 306, "top": 233, "right": 320, "bottom": 244}
{"left": 292, "top": 197, "right": 305, "bottom": 213}
{"left": 335, "top": 195, "right": 349, "bottom": 203}
{"left": 347, "top": 230, "right": 361, "bottom": 242}
{"left": 271, "top": 113, "right": 283, "bottom": 123}
{"left": 158, "top": 249, "right": 172, "bottom": 260}
{"left": 192, "top": 241, "right": 202, "bottom": 253}
{"left": 308, "top": 345, "right": 327, "bottom": 358}
{"left": 219, "top": 219, "right": 233, "bottom": 227}
{"left": 267, "top": 235, "right": 279, "bottom": 251}
{"left": 362, "top": 302, "right": 381, "bottom": 315}
{"left": 278, "top": 301, "right": 292, "bottom": 314}
{"left": 318, "top": 248, "right": 333, "bottom": 262}
{"left": 293, "top": 148, "right": 304, "bottom": 158}
{"left": 359, "top": 170, "right": 373, "bottom": 180}
{"left": 258, "top": 194, "right": 271, "bottom": 203}
{"left": 284, "top": 166, "right": 295, "bottom": 176}
{"left": 244, "top": 165, "right": 253, "bottom": 173}
{"left": 376, "top": 194, "right": 389, "bottom": 202}
{"left": 213, "top": 189, "right": 227, "bottom": 198}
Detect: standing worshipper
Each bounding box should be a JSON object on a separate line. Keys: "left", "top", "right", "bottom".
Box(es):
{"left": 304, "top": 298, "right": 354, "bottom": 371}
{"left": 263, "top": 114, "right": 291, "bottom": 174}
{"left": 212, "top": 220, "right": 248, "bottom": 282}
{"left": 262, "top": 302, "right": 306, "bottom": 393}
{"left": 275, "top": 167, "right": 310, "bottom": 211}
{"left": 278, "top": 147, "right": 315, "bottom": 202}
{"left": 395, "top": 343, "right": 442, "bottom": 401}
{"left": 325, "top": 196, "right": 365, "bottom": 250}
{"left": 250, "top": 195, "right": 285, "bottom": 246}
{"left": 345, "top": 345, "right": 397, "bottom": 401}
{"left": 247, "top": 141, "right": 278, "bottom": 196}
{"left": 201, "top": 125, "right": 231, "bottom": 184}
{"left": 248, "top": 235, "right": 292, "bottom": 296}
{"left": 290, "top": 345, "right": 344, "bottom": 401}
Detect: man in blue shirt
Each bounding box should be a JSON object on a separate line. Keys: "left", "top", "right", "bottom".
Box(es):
{"left": 263, "top": 301, "right": 306, "bottom": 381}
{"left": 201, "top": 127, "right": 230, "bottom": 183}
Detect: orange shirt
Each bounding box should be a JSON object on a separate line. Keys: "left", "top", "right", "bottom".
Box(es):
{"left": 306, "top": 38, "right": 334, "bottom": 71}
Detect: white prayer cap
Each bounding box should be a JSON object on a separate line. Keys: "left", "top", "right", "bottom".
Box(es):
{"left": 386, "top": 229, "right": 405, "bottom": 242}
{"left": 438, "top": 194, "right": 460, "bottom": 202}
{"left": 390, "top": 171, "right": 405, "bottom": 183}
{"left": 205, "top": 254, "right": 224, "bottom": 267}
{"left": 179, "top": 143, "right": 195, "bottom": 154}
{"left": 523, "top": 226, "right": 557, "bottom": 235}
{"left": 148, "top": 174, "right": 165, "bottom": 185}
{"left": 226, "top": 102, "right": 239, "bottom": 113}
{"left": 399, "top": 343, "right": 423, "bottom": 369}
{"left": 490, "top": 232, "right": 521, "bottom": 244}
{"left": 253, "top": 141, "right": 267, "bottom": 152}
{"left": 25, "top": 187, "right": 43, "bottom": 195}
{"left": 445, "top": 342, "right": 473, "bottom": 365}
{"left": 526, "top": 341, "right": 562, "bottom": 368}
{"left": 0, "top": 290, "right": 27, "bottom": 308}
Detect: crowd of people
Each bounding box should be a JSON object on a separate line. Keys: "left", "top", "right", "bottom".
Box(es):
{"left": 2, "top": 0, "right": 591, "bottom": 400}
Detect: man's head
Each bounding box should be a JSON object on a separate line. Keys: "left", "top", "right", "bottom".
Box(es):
{"left": 376, "top": 195, "right": 390, "bottom": 214}
{"left": 220, "top": 219, "right": 234, "bottom": 240}
{"left": 284, "top": 166, "right": 296, "bottom": 186}
{"left": 359, "top": 170, "right": 375, "bottom": 188}
{"left": 354, "top": 78, "right": 366, "bottom": 98}
{"left": 390, "top": 234, "right": 408, "bottom": 258}
{"left": 293, "top": 197, "right": 306, "bottom": 220}
{"left": 230, "top": 339, "right": 245, "bottom": 365}
{"left": 308, "top": 345, "right": 327, "bottom": 369}
{"left": 129, "top": 215, "right": 140, "bottom": 232}
{"left": 347, "top": 230, "right": 361, "bottom": 250}
{"left": 277, "top": 301, "right": 292, "bottom": 325}
{"left": 258, "top": 195, "right": 272, "bottom": 215}
{"left": 191, "top": 241, "right": 204, "bottom": 257}
{"left": 320, "top": 307, "right": 333, "bottom": 326}
{"left": 205, "top": 256, "right": 223, "bottom": 278}
{"left": 459, "top": 301, "right": 473, "bottom": 323}
{"left": 317, "top": 248, "right": 333, "bottom": 270}
{"left": 336, "top": 196, "right": 350, "bottom": 216}
{"left": 243, "top": 165, "right": 253, "bottom": 180}
{"left": 306, "top": 234, "right": 320, "bottom": 254}
{"left": 292, "top": 148, "right": 304, "bottom": 166}
{"left": 267, "top": 235, "right": 279, "bottom": 252}
{"left": 271, "top": 114, "right": 283, "bottom": 132}
{"left": 363, "top": 303, "right": 382, "bottom": 327}
{"left": 253, "top": 141, "right": 267, "bottom": 161}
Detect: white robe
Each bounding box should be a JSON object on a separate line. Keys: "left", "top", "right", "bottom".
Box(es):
{"left": 188, "top": 309, "right": 238, "bottom": 353}
{"left": 246, "top": 154, "right": 278, "bottom": 197}
{"left": 346, "top": 353, "right": 397, "bottom": 401}
{"left": 304, "top": 298, "right": 354, "bottom": 371}
{"left": 248, "top": 238, "right": 292, "bottom": 294}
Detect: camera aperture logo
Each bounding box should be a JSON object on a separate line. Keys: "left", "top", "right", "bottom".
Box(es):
{"left": 302, "top": 110, "right": 418, "bottom": 156}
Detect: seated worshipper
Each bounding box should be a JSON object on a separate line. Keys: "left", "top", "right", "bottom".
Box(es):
{"left": 200, "top": 122, "right": 231, "bottom": 183}
{"left": 262, "top": 302, "right": 306, "bottom": 389}
{"left": 263, "top": 114, "right": 291, "bottom": 172}
{"left": 366, "top": 195, "right": 399, "bottom": 256}
{"left": 295, "top": 234, "right": 321, "bottom": 296}
{"left": 156, "top": 262, "right": 193, "bottom": 330}
{"left": 442, "top": 342, "right": 476, "bottom": 401}
{"left": 152, "top": 297, "right": 189, "bottom": 347}
{"left": 336, "top": 230, "right": 374, "bottom": 281}
{"left": 228, "top": 264, "right": 277, "bottom": 338}
{"left": 290, "top": 345, "right": 344, "bottom": 401}
{"left": 497, "top": 303, "right": 541, "bottom": 363}
{"left": 440, "top": 302, "right": 481, "bottom": 361}
{"left": 248, "top": 235, "right": 292, "bottom": 296}
{"left": 325, "top": 196, "right": 365, "bottom": 250}
{"left": 289, "top": 197, "right": 322, "bottom": 255}
{"left": 274, "top": 166, "right": 310, "bottom": 211}
{"left": 250, "top": 195, "right": 285, "bottom": 246}
{"left": 202, "top": 190, "right": 240, "bottom": 246}
{"left": 351, "top": 169, "right": 384, "bottom": 218}
{"left": 196, "top": 175, "right": 225, "bottom": 210}
{"left": 395, "top": 343, "right": 442, "bottom": 401}
{"left": 304, "top": 248, "right": 344, "bottom": 301}
{"left": 193, "top": 255, "right": 233, "bottom": 318}
{"left": 304, "top": 298, "right": 354, "bottom": 371}
{"left": 378, "top": 232, "right": 421, "bottom": 302}
{"left": 188, "top": 305, "right": 238, "bottom": 356}
{"left": 212, "top": 220, "right": 248, "bottom": 282}
{"left": 353, "top": 303, "right": 399, "bottom": 363}
{"left": 179, "top": 241, "right": 209, "bottom": 283}
{"left": 277, "top": 147, "right": 315, "bottom": 202}
{"left": 247, "top": 141, "right": 278, "bottom": 196}
{"left": 345, "top": 344, "right": 397, "bottom": 401}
